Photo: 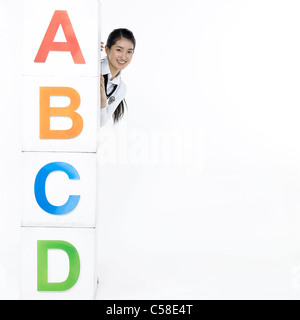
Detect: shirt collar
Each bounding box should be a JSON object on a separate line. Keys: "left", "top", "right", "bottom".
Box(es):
{"left": 102, "top": 57, "right": 121, "bottom": 85}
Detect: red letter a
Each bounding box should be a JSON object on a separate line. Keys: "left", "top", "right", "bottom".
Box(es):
{"left": 34, "top": 10, "right": 85, "bottom": 64}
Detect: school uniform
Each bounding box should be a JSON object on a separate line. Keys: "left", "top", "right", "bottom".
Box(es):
{"left": 100, "top": 57, "right": 127, "bottom": 127}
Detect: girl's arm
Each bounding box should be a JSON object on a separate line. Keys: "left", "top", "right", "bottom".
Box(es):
{"left": 100, "top": 74, "right": 107, "bottom": 109}
{"left": 100, "top": 42, "right": 107, "bottom": 109}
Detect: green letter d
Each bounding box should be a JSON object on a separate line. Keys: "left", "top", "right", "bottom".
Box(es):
{"left": 37, "top": 241, "right": 80, "bottom": 292}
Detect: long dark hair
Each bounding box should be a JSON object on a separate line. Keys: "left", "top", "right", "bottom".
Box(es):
{"left": 106, "top": 28, "right": 136, "bottom": 124}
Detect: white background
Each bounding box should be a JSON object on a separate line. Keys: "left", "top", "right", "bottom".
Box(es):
{"left": 2, "top": 0, "right": 300, "bottom": 299}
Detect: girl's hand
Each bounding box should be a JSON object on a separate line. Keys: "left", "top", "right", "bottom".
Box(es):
{"left": 101, "top": 42, "right": 105, "bottom": 52}
{"left": 100, "top": 74, "right": 107, "bottom": 109}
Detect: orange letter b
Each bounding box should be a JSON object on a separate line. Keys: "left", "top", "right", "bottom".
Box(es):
{"left": 40, "top": 87, "right": 83, "bottom": 139}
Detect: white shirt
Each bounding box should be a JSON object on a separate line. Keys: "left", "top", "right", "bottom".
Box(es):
{"left": 100, "top": 57, "right": 127, "bottom": 127}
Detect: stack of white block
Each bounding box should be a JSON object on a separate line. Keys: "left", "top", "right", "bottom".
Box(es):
{"left": 21, "top": 0, "right": 101, "bottom": 300}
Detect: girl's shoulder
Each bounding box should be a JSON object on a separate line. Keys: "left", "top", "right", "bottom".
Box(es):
{"left": 118, "top": 80, "right": 127, "bottom": 95}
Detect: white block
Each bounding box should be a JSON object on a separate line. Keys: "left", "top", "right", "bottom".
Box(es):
{"left": 21, "top": 227, "right": 97, "bottom": 300}
{"left": 22, "top": 76, "right": 100, "bottom": 152}
{"left": 22, "top": 0, "right": 101, "bottom": 77}
{"left": 22, "top": 152, "right": 97, "bottom": 228}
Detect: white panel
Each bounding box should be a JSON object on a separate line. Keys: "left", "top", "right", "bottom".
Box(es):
{"left": 22, "top": 76, "right": 100, "bottom": 152}
{"left": 22, "top": 0, "right": 101, "bottom": 77}
{"left": 22, "top": 152, "right": 97, "bottom": 228}
{"left": 21, "top": 227, "right": 96, "bottom": 300}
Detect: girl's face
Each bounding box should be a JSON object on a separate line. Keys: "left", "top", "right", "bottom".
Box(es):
{"left": 106, "top": 38, "right": 134, "bottom": 73}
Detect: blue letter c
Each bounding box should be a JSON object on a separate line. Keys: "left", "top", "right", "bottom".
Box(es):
{"left": 34, "top": 162, "right": 80, "bottom": 215}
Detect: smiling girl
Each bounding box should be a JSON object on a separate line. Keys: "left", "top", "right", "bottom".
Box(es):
{"left": 100, "top": 28, "right": 136, "bottom": 127}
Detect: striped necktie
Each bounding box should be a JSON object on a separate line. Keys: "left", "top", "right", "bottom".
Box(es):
{"left": 103, "top": 74, "right": 118, "bottom": 98}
